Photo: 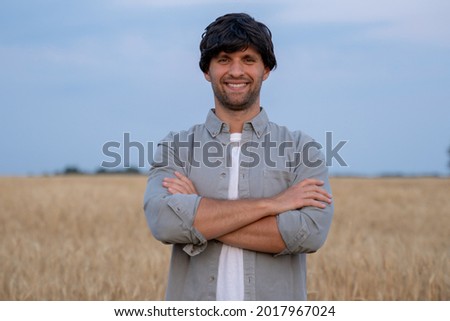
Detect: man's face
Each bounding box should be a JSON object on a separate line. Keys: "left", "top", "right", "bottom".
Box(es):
{"left": 204, "top": 47, "right": 270, "bottom": 112}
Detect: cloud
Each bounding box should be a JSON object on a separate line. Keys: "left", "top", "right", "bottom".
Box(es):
{"left": 111, "top": 0, "right": 226, "bottom": 8}
{"left": 275, "top": 0, "right": 450, "bottom": 47}
{"left": 109, "top": 0, "right": 450, "bottom": 47}
{"left": 0, "top": 32, "right": 158, "bottom": 91}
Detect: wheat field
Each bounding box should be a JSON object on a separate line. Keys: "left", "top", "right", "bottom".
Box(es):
{"left": 0, "top": 175, "right": 448, "bottom": 300}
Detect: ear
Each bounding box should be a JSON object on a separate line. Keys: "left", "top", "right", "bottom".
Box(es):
{"left": 204, "top": 72, "right": 211, "bottom": 82}
{"left": 262, "top": 67, "right": 270, "bottom": 81}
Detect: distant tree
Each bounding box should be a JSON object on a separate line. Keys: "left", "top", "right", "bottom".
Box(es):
{"left": 448, "top": 145, "right": 450, "bottom": 170}
{"left": 124, "top": 167, "right": 142, "bottom": 175}
{"left": 63, "top": 166, "right": 82, "bottom": 175}
{"left": 95, "top": 166, "right": 142, "bottom": 175}
{"left": 95, "top": 167, "right": 107, "bottom": 174}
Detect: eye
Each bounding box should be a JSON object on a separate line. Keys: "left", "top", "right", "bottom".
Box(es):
{"left": 217, "top": 57, "right": 229, "bottom": 64}
{"left": 244, "top": 57, "right": 256, "bottom": 64}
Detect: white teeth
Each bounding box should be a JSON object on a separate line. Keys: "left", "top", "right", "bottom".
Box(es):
{"left": 228, "top": 83, "right": 246, "bottom": 88}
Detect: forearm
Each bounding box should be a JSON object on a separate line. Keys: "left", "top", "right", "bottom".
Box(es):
{"left": 277, "top": 204, "right": 334, "bottom": 255}
{"left": 163, "top": 171, "right": 332, "bottom": 247}
{"left": 194, "top": 197, "right": 277, "bottom": 240}
{"left": 217, "top": 216, "right": 286, "bottom": 254}
{"left": 144, "top": 174, "right": 205, "bottom": 245}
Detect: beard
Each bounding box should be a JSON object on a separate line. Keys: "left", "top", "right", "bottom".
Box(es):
{"left": 211, "top": 79, "right": 263, "bottom": 111}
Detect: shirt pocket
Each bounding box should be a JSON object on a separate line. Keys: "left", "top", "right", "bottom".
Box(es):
{"left": 262, "top": 169, "right": 294, "bottom": 197}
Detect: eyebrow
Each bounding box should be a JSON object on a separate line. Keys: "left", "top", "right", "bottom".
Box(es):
{"left": 215, "top": 52, "right": 260, "bottom": 60}
{"left": 242, "top": 54, "right": 258, "bottom": 60}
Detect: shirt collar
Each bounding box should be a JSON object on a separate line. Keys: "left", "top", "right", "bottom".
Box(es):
{"left": 205, "top": 107, "right": 269, "bottom": 139}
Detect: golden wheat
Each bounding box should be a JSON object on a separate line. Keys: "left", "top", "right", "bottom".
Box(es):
{"left": 0, "top": 176, "right": 448, "bottom": 300}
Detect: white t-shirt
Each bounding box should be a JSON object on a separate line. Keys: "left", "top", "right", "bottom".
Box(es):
{"left": 216, "top": 133, "right": 244, "bottom": 300}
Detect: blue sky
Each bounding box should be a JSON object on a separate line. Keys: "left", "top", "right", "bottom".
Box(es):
{"left": 1, "top": 0, "right": 449, "bottom": 176}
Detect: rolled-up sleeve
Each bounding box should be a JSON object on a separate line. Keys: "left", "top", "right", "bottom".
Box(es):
{"left": 143, "top": 133, "right": 208, "bottom": 255}
{"left": 275, "top": 135, "right": 334, "bottom": 256}
{"left": 276, "top": 196, "right": 333, "bottom": 255}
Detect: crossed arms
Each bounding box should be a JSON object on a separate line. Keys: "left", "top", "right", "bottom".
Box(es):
{"left": 161, "top": 171, "right": 332, "bottom": 254}
{"left": 144, "top": 131, "right": 334, "bottom": 256}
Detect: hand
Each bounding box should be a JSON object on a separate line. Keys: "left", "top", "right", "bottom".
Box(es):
{"left": 162, "top": 171, "right": 198, "bottom": 195}
{"left": 271, "top": 178, "right": 332, "bottom": 213}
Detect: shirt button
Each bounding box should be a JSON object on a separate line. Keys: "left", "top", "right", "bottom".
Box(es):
{"left": 220, "top": 172, "right": 226, "bottom": 178}
{"left": 209, "top": 276, "right": 215, "bottom": 282}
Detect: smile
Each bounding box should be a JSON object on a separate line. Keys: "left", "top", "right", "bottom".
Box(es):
{"left": 225, "top": 82, "right": 249, "bottom": 89}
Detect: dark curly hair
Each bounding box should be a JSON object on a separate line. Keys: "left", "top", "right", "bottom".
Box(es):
{"left": 199, "top": 13, "right": 277, "bottom": 73}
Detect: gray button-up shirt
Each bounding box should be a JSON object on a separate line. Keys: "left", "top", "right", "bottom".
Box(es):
{"left": 143, "top": 108, "right": 333, "bottom": 300}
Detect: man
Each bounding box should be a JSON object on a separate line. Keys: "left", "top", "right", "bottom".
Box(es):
{"left": 143, "top": 13, "right": 333, "bottom": 300}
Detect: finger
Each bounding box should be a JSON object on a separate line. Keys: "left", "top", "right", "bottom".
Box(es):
{"left": 174, "top": 171, "right": 198, "bottom": 194}
{"left": 307, "top": 191, "right": 333, "bottom": 204}
{"left": 163, "top": 177, "right": 185, "bottom": 185}
{"left": 167, "top": 186, "right": 183, "bottom": 195}
{"left": 301, "top": 184, "right": 332, "bottom": 199}
{"left": 174, "top": 171, "right": 186, "bottom": 180}
{"left": 163, "top": 178, "right": 191, "bottom": 194}
{"left": 174, "top": 171, "right": 194, "bottom": 191}
{"left": 167, "top": 186, "right": 188, "bottom": 194}
{"left": 302, "top": 199, "right": 328, "bottom": 209}
{"left": 310, "top": 200, "right": 328, "bottom": 209}
{"left": 166, "top": 182, "right": 190, "bottom": 195}
{"left": 311, "top": 187, "right": 332, "bottom": 200}
{"left": 164, "top": 175, "right": 198, "bottom": 195}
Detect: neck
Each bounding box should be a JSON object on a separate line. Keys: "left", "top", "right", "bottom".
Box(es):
{"left": 214, "top": 104, "right": 261, "bottom": 133}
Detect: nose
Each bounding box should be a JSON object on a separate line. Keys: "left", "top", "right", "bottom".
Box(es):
{"left": 227, "top": 60, "right": 244, "bottom": 77}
